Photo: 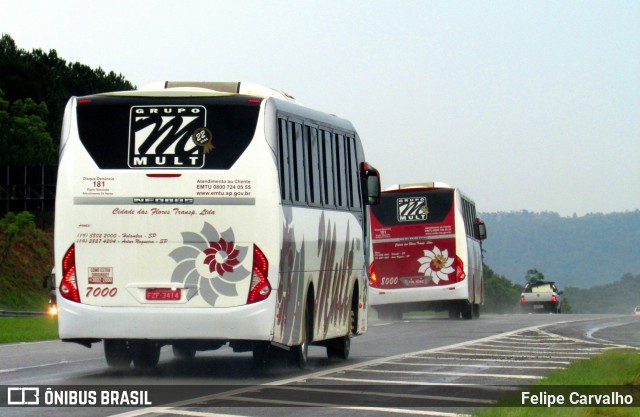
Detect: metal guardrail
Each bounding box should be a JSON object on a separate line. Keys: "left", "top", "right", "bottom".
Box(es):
{"left": 0, "top": 310, "right": 48, "bottom": 317}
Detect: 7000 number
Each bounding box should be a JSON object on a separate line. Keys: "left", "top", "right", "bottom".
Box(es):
{"left": 86, "top": 287, "right": 117, "bottom": 297}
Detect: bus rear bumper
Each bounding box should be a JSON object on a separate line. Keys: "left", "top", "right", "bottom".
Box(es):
{"left": 58, "top": 295, "right": 276, "bottom": 342}
{"left": 370, "top": 284, "right": 469, "bottom": 306}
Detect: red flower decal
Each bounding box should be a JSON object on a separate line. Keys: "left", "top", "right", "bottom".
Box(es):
{"left": 203, "top": 238, "right": 241, "bottom": 276}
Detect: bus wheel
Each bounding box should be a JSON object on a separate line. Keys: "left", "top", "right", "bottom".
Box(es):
{"left": 291, "top": 300, "right": 312, "bottom": 369}
{"left": 172, "top": 343, "right": 196, "bottom": 360}
{"left": 327, "top": 335, "right": 351, "bottom": 360}
{"left": 104, "top": 339, "right": 131, "bottom": 369}
{"left": 129, "top": 340, "right": 161, "bottom": 370}
{"left": 472, "top": 304, "right": 481, "bottom": 319}
{"left": 448, "top": 305, "right": 460, "bottom": 319}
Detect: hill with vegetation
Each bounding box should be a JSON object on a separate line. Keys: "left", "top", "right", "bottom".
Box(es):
{"left": 563, "top": 272, "right": 640, "bottom": 314}
{"left": 479, "top": 210, "right": 640, "bottom": 289}
{"left": 0, "top": 212, "right": 52, "bottom": 310}
{"left": 0, "top": 33, "right": 134, "bottom": 166}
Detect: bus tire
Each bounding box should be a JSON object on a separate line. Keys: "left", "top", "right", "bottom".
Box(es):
{"left": 129, "top": 340, "right": 161, "bottom": 370}
{"left": 327, "top": 335, "right": 351, "bottom": 360}
{"left": 104, "top": 339, "right": 131, "bottom": 369}
{"left": 448, "top": 304, "right": 460, "bottom": 319}
{"left": 172, "top": 343, "right": 196, "bottom": 360}
{"left": 291, "top": 295, "right": 313, "bottom": 369}
{"left": 327, "top": 294, "right": 356, "bottom": 360}
{"left": 473, "top": 304, "right": 480, "bottom": 319}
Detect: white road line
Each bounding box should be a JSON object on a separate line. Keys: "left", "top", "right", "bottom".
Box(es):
{"left": 272, "top": 385, "right": 495, "bottom": 405}
{"left": 106, "top": 322, "right": 585, "bottom": 417}
{"left": 388, "top": 361, "right": 565, "bottom": 370}
{"left": 406, "top": 355, "right": 571, "bottom": 365}
{"left": 229, "top": 397, "right": 472, "bottom": 417}
{"left": 415, "top": 351, "right": 590, "bottom": 360}
{"left": 0, "top": 358, "right": 98, "bottom": 374}
{"left": 125, "top": 408, "right": 251, "bottom": 417}
{"left": 473, "top": 343, "right": 604, "bottom": 351}
{"left": 315, "top": 376, "right": 517, "bottom": 390}
{"left": 352, "top": 368, "right": 543, "bottom": 380}
{"left": 537, "top": 328, "right": 636, "bottom": 348}
{"left": 454, "top": 346, "right": 596, "bottom": 355}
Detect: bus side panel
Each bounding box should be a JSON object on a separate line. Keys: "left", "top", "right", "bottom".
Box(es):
{"left": 273, "top": 209, "right": 364, "bottom": 346}
{"left": 466, "top": 234, "right": 484, "bottom": 304}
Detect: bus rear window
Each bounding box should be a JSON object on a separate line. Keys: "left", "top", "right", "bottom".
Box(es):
{"left": 370, "top": 188, "right": 454, "bottom": 226}
{"left": 75, "top": 95, "right": 261, "bottom": 169}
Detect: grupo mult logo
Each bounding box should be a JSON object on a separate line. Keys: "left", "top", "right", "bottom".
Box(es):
{"left": 128, "top": 105, "right": 207, "bottom": 169}
{"left": 397, "top": 197, "right": 429, "bottom": 222}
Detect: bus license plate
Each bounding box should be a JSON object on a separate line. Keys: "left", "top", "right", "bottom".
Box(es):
{"left": 146, "top": 288, "right": 181, "bottom": 300}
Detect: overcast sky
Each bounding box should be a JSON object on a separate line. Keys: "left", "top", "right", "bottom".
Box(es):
{"left": 2, "top": 0, "right": 639, "bottom": 216}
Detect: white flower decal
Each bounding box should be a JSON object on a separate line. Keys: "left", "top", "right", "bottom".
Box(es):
{"left": 417, "top": 246, "right": 455, "bottom": 284}
{"left": 169, "top": 222, "right": 248, "bottom": 306}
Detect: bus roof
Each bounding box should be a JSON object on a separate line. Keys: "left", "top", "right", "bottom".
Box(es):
{"left": 162, "top": 81, "right": 296, "bottom": 101}
{"left": 385, "top": 182, "right": 452, "bottom": 191}
{"left": 97, "top": 81, "right": 299, "bottom": 103}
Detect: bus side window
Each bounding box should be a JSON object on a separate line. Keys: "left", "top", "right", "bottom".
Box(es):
{"left": 306, "top": 126, "right": 322, "bottom": 206}
{"left": 334, "top": 133, "right": 348, "bottom": 209}
{"left": 346, "top": 136, "right": 361, "bottom": 210}
{"left": 278, "top": 118, "right": 292, "bottom": 203}
{"left": 321, "top": 129, "right": 336, "bottom": 208}
{"left": 292, "top": 121, "right": 306, "bottom": 204}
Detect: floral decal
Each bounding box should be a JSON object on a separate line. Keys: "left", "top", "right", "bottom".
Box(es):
{"left": 169, "top": 222, "right": 249, "bottom": 306}
{"left": 417, "top": 246, "right": 454, "bottom": 285}
{"left": 203, "top": 239, "right": 240, "bottom": 275}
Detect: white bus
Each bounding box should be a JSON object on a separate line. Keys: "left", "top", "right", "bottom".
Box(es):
{"left": 368, "top": 182, "right": 486, "bottom": 320}
{"left": 55, "top": 81, "right": 381, "bottom": 369}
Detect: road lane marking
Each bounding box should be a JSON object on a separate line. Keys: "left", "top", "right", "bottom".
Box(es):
{"left": 107, "top": 321, "right": 617, "bottom": 417}
{"left": 414, "top": 351, "right": 590, "bottom": 360}
{"left": 351, "top": 368, "right": 543, "bottom": 380}
{"left": 472, "top": 342, "right": 604, "bottom": 351}
{"left": 387, "top": 361, "right": 566, "bottom": 370}
{"left": 454, "top": 346, "right": 596, "bottom": 355}
{"left": 0, "top": 358, "right": 98, "bottom": 374}
{"left": 272, "top": 385, "right": 495, "bottom": 404}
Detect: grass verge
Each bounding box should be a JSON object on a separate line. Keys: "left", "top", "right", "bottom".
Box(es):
{"left": 475, "top": 349, "right": 640, "bottom": 417}
{"left": 0, "top": 316, "right": 58, "bottom": 344}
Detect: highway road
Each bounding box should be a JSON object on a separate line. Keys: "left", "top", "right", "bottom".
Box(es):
{"left": 1, "top": 313, "right": 639, "bottom": 417}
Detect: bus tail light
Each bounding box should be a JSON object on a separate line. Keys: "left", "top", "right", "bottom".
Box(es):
{"left": 453, "top": 256, "right": 465, "bottom": 283}
{"left": 551, "top": 295, "right": 557, "bottom": 303}
{"left": 368, "top": 263, "right": 378, "bottom": 288}
{"left": 60, "top": 244, "right": 81, "bottom": 303}
{"left": 521, "top": 295, "right": 526, "bottom": 303}
{"left": 247, "top": 245, "right": 270, "bottom": 304}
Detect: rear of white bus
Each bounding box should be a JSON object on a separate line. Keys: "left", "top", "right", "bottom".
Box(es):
{"left": 55, "top": 87, "right": 280, "bottom": 359}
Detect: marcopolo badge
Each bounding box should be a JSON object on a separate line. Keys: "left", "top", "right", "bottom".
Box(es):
{"left": 192, "top": 127, "right": 215, "bottom": 154}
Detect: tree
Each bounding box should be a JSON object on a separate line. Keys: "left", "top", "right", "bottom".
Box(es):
{"left": 0, "top": 33, "right": 135, "bottom": 158}
{"left": 525, "top": 268, "right": 546, "bottom": 285}
{"left": 0, "top": 89, "right": 56, "bottom": 165}
{"left": 482, "top": 264, "right": 524, "bottom": 313}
